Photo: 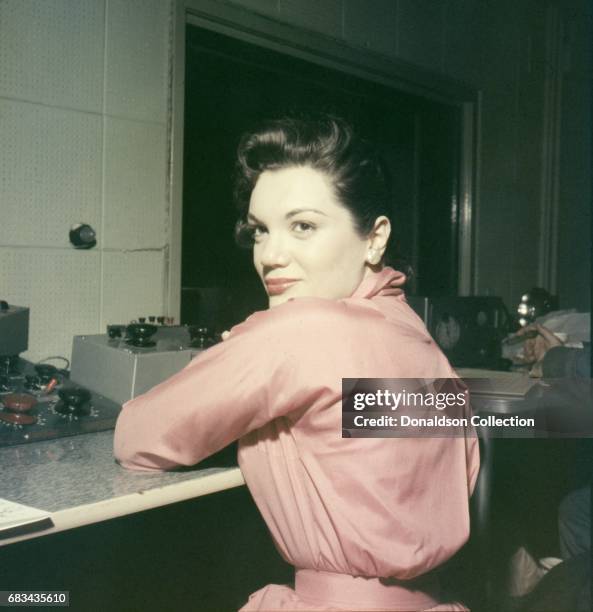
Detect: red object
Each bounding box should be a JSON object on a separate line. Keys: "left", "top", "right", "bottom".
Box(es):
{"left": 2, "top": 393, "right": 37, "bottom": 412}
{"left": 45, "top": 378, "right": 58, "bottom": 394}
{"left": 0, "top": 411, "right": 37, "bottom": 425}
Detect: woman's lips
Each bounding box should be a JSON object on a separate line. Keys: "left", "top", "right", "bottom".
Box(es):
{"left": 264, "top": 278, "right": 300, "bottom": 295}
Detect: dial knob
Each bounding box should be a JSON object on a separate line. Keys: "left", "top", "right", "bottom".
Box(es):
{"left": 2, "top": 393, "right": 37, "bottom": 413}
{"left": 55, "top": 387, "right": 91, "bottom": 416}
{"left": 125, "top": 323, "right": 158, "bottom": 348}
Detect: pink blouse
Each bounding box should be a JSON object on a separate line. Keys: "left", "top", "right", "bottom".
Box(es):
{"left": 114, "top": 268, "right": 479, "bottom": 611}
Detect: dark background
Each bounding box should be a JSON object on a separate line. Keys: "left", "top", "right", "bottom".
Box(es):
{"left": 181, "top": 25, "right": 461, "bottom": 332}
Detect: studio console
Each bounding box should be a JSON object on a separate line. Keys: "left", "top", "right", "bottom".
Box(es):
{"left": 0, "top": 306, "right": 216, "bottom": 447}
{"left": 0, "top": 358, "right": 121, "bottom": 447}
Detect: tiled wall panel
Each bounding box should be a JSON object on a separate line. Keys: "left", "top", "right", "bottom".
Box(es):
{"left": 105, "top": 0, "right": 170, "bottom": 122}
{"left": 228, "top": 0, "right": 278, "bottom": 18}
{"left": 0, "top": 248, "right": 101, "bottom": 362}
{"left": 100, "top": 251, "right": 165, "bottom": 329}
{"left": 1, "top": 1, "right": 172, "bottom": 359}
{"left": 442, "top": 0, "right": 482, "bottom": 86}
{"left": 103, "top": 118, "right": 167, "bottom": 250}
{"left": 0, "top": 99, "right": 103, "bottom": 248}
{"left": 0, "top": 0, "right": 105, "bottom": 112}
{"left": 557, "top": 66, "right": 592, "bottom": 308}
{"left": 397, "top": 0, "right": 445, "bottom": 73}
{"left": 343, "top": 0, "right": 398, "bottom": 57}
{"left": 278, "top": 0, "right": 342, "bottom": 39}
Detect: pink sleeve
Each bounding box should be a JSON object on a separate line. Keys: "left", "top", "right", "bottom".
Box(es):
{"left": 113, "top": 305, "right": 329, "bottom": 471}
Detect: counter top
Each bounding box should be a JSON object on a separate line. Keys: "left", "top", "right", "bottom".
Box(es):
{"left": 0, "top": 431, "right": 245, "bottom": 546}
{"left": 0, "top": 369, "right": 537, "bottom": 546}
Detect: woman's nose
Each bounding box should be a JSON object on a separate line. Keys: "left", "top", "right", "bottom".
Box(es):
{"left": 257, "top": 234, "right": 290, "bottom": 268}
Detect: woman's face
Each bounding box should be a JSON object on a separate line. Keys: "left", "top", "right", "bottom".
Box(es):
{"left": 248, "top": 166, "right": 371, "bottom": 307}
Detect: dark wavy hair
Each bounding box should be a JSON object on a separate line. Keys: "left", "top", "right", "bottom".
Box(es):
{"left": 233, "top": 114, "right": 410, "bottom": 276}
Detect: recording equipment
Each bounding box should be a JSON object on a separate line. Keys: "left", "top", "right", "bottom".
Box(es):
{"left": 407, "top": 296, "right": 512, "bottom": 369}
{"left": 0, "top": 356, "right": 121, "bottom": 447}
{"left": 0, "top": 302, "right": 29, "bottom": 357}
{"left": 516, "top": 287, "right": 558, "bottom": 327}
{"left": 0, "top": 315, "right": 216, "bottom": 447}
{"left": 70, "top": 323, "right": 213, "bottom": 406}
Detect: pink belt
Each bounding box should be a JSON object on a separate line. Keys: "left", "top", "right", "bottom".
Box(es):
{"left": 295, "top": 569, "right": 441, "bottom": 611}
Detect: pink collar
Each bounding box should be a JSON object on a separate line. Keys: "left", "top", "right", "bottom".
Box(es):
{"left": 350, "top": 267, "right": 407, "bottom": 299}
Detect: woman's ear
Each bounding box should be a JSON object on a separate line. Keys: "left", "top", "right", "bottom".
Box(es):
{"left": 366, "top": 216, "right": 391, "bottom": 265}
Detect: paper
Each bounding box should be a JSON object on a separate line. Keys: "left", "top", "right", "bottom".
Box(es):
{"left": 0, "top": 498, "right": 53, "bottom": 539}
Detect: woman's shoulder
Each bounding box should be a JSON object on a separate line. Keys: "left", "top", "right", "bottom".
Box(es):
{"left": 229, "top": 297, "right": 382, "bottom": 341}
{"left": 220, "top": 295, "right": 448, "bottom": 376}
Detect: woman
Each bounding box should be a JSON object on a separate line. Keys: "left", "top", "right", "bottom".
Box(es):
{"left": 114, "top": 116, "right": 479, "bottom": 611}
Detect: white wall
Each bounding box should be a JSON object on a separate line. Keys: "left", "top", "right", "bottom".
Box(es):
{"left": 0, "top": 0, "right": 172, "bottom": 361}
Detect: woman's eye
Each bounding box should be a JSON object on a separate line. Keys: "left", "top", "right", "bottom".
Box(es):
{"left": 291, "top": 221, "right": 315, "bottom": 234}
{"left": 250, "top": 225, "right": 267, "bottom": 241}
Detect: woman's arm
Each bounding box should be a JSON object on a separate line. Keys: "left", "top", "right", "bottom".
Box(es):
{"left": 113, "top": 302, "right": 339, "bottom": 471}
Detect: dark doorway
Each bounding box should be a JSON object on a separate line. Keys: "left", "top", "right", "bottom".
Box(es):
{"left": 182, "top": 25, "right": 461, "bottom": 331}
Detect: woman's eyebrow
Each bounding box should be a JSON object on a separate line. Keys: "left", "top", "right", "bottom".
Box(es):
{"left": 286, "top": 208, "right": 328, "bottom": 218}
{"left": 247, "top": 213, "right": 264, "bottom": 223}
{"left": 248, "top": 208, "right": 328, "bottom": 223}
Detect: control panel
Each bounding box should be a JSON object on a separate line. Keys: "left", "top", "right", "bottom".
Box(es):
{"left": 0, "top": 314, "right": 219, "bottom": 447}
{"left": 0, "top": 358, "right": 120, "bottom": 447}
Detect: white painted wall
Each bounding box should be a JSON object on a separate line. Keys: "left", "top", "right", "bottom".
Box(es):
{"left": 0, "top": 0, "right": 171, "bottom": 361}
